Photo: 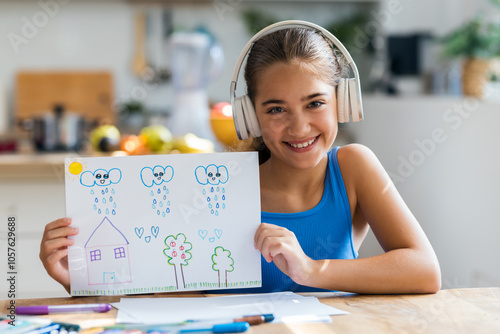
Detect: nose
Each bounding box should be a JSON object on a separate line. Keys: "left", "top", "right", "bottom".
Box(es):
{"left": 286, "top": 111, "right": 310, "bottom": 137}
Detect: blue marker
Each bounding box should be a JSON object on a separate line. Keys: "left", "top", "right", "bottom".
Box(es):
{"left": 179, "top": 322, "right": 249, "bottom": 333}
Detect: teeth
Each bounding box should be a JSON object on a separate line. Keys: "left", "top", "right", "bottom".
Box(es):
{"left": 289, "top": 138, "right": 316, "bottom": 148}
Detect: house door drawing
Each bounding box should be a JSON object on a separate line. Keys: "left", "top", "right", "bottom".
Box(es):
{"left": 103, "top": 272, "right": 116, "bottom": 284}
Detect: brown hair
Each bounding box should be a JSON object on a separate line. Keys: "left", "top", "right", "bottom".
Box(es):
{"left": 234, "top": 27, "right": 345, "bottom": 164}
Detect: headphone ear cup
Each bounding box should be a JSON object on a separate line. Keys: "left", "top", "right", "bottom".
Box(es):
{"left": 337, "top": 79, "right": 349, "bottom": 123}
{"left": 233, "top": 96, "right": 250, "bottom": 140}
{"left": 348, "top": 78, "right": 363, "bottom": 122}
{"left": 242, "top": 95, "right": 262, "bottom": 138}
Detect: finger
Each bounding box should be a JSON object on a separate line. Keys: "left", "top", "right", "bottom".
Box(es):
{"left": 40, "top": 237, "right": 75, "bottom": 257}
{"left": 45, "top": 226, "right": 79, "bottom": 241}
{"left": 44, "top": 218, "right": 72, "bottom": 233}
{"left": 44, "top": 248, "right": 69, "bottom": 268}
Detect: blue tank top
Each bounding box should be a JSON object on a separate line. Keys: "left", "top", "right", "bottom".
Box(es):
{"left": 214, "top": 146, "right": 357, "bottom": 293}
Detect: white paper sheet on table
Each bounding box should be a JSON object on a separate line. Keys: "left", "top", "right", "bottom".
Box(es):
{"left": 112, "top": 292, "right": 348, "bottom": 324}
{"left": 65, "top": 152, "right": 262, "bottom": 296}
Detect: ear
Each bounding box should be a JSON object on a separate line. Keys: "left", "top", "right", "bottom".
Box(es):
{"left": 140, "top": 167, "right": 154, "bottom": 187}
{"left": 195, "top": 166, "right": 208, "bottom": 185}
{"left": 217, "top": 165, "right": 229, "bottom": 184}
{"left": 164, "top": 165, "right": 174, "bottom": 182}
{"left": 80, "top": 171, "right": 95, "bottom": 187}
{"left": 108, "top": 168, "right": 122, "bottom": 184}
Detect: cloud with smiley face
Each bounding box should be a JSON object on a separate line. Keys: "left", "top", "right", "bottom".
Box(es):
{"left": 80, "top": 168, "right": 122, "bottom": 187}
{"left": 140, "top": 165, "right": 174, "bottom": 187}
{"left": 195, "top": 164, "right": 229, "bottom": 185}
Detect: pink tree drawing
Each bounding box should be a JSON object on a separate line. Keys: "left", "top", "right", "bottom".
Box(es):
{"left": 211, "top": 246, "right": 234, "bottom": 287}
{"left": 163, "top": 233, "right": 192, "bottom": 289}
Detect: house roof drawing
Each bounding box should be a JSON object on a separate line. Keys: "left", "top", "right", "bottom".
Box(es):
{"left": 85, "top": 216, "right": 129, "bottom": 248}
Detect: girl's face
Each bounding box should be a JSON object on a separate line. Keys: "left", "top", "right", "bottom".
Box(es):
{"left": 253, "top": 61, "right": 338, "bottom": 170}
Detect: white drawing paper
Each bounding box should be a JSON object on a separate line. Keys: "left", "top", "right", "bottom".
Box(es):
{"left": 65, "top": 152, "right": 261, "bottom": 295}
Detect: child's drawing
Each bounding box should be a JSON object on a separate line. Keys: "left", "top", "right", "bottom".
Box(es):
{"left": 163, "top": 233, "right": 192, "bottom": 289}
{"left": 141, "top": 165, "right": 174, "bottom": 217}
{"left": 66, "top": 152, "right": 262, "bottom": 295}
{"left": 80, "top": 168, "right": 122, "bottom": 215}
{"left": 211, "top": 246, "right": 234, "bottom": 287}
{"left": 85, "top": 216, "right": 132, "bottom": 285}
{"left": 195, "top": 164, "right": 228, "bottom": 216}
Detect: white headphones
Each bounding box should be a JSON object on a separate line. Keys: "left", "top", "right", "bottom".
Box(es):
{"left": 230, "top": 20, "right": 364, "bottom": 140}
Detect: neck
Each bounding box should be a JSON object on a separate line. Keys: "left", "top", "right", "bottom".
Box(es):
{"left": 259, "top": 154, "right": 328, "bottom": 213}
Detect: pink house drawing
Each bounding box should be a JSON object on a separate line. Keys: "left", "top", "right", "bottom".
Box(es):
{"left": 85, "top": 216, "right": 132, "bottom": 285}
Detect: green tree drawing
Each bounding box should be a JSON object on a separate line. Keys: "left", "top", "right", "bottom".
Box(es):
{"left": 211, "top": 246, "right": 234, "bottom": 287}
{"left": 163, "top": 233, "right": 192, "bottom": 289}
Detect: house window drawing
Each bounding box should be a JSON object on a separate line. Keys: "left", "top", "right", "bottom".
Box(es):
{"left": 90, "top": 250, "right": 101, "bottom": 261}
{"left": 85, "top": 216, "right": 132, "bottom": 285}
{"left": 114, "top": 247, "right": 126, "bottom": 259}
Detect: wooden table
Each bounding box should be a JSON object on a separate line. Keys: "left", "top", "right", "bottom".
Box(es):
{"left": 3, "top": 288, "right": 500, "bottom": 333}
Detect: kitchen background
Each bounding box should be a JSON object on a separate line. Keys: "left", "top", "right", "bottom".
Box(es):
{"left": 1, "top": 0, "right": 500, "bottom": 298}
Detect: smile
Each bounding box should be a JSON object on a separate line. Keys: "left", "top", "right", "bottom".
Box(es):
{"left": 286, "top": 136, "right": 317, "bottom": 148}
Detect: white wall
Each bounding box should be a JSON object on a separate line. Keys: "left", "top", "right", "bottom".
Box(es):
{"left": 352, "top": 95, "right": 500, "bottom": 289}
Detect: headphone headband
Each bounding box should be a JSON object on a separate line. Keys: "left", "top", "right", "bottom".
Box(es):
{"left": 231, "top": 20, "right": 359, "bottom": 93}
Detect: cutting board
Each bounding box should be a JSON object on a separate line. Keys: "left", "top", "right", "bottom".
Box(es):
{"left": 15, "top": 71, "right": 115, "bottom": 122}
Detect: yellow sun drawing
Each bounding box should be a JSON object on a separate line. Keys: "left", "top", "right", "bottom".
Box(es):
{"left": 65, "top": 158, "right": 87, "bottom": 181}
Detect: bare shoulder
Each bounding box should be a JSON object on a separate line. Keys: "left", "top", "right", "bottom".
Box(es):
{"left": 337, "top": 143, "right": 380, "bottom": 171}
{"left": 336, "top": 144, "right": 389, "bottom": 193}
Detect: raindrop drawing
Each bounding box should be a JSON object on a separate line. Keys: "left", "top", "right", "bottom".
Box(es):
{"left": 141, "top": 165, "right": 174, "bottom": 217}
{"left": 79, "top": 168, "right": 122, "bottom": 216}
{"left": 195, "top": 164, "right": 228, "bottom": 216}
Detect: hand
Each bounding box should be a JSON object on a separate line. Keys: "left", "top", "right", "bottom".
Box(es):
{"left": 254, "top": 223, "right": 314, "bottom": 285}
{"left": 39, "top": 218, "right": 79, "bottom": 294}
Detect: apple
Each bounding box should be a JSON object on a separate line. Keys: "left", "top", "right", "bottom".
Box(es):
{"left": 89, "top": 125, "right": 121, "bottom": 152}
{"left": 139, "top": 125, "right": 174, "bottom": 153}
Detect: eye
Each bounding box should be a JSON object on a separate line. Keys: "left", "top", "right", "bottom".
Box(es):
{"left": 154, "top": 173, "right": 158, "bottom": 177}
{"left": 95, "top": 174, "right": 102, "bottom": 179}
{"left": 216, "top": 173, "right": 221, "bottom": 177}
{"left": 159, "top": 172, "right": 164, "bottom": 176}
{"left": 208, "top": 172, "right": 213, "bottom": 177}
{"left": 103, "top": 174, "right": 109, "bottom": 179}
{"left": 308, "top": 101, "right": 325, "bottom": 109}
{"left": 266, "top": 106, "right": 285, "bottom": 114}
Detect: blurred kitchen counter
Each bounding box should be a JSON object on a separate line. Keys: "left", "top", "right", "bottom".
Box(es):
{"left": 0, "top": 152, "right": 80, "bottom": 179}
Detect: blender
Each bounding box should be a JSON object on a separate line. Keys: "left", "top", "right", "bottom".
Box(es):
{"left": 168, "top": 31, "right": 224, "bottom": 142}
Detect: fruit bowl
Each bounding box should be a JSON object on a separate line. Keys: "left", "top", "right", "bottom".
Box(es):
{"left": 210, "top": 102, "right": 239, "bottom": 148}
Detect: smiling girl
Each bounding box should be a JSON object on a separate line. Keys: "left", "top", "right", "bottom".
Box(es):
{"left": 231, "top": 22, "right": 441, "bottom": 294}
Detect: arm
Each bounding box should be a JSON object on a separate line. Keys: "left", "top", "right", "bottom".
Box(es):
{"left": 39, "top": 218, "right": 79, "bottom": 294}
{"left": 255, "top": 144, "right": 441, "bottom": 294}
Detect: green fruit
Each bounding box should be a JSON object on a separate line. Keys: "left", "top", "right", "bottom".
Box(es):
{"left": 140, "top": 125, "right": 174, "bottom": 152}
{"left": 90, "top": 125, "right": 121, "bottom": 152}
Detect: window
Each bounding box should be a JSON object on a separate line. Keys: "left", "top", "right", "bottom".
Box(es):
{"left": 90, "top": 249, "right": 101, "bottom": 261}
{"left": 114, "top": 247, "right": 126, "bottom": 259}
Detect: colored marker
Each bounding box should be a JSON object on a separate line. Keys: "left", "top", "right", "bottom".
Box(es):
{"left": 234, "top": 314, "right": 274, "bottom": 325}
{"left": 16, "top": 304, "right": 112, "bottom": 315}
{"left": 179, "top": 322, "right": 250, "bottom": 333}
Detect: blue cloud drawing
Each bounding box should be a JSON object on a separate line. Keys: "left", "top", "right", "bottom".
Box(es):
{"left": 141, "top": 165, "right": 174, "bottom": 187}
{"left": 195, "top": 164, "right": 229, "bottom": 185}
{"left": 80, "top": 168, "right": 122, "bottom": 187}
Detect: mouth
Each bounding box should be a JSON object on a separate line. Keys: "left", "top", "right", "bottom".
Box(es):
{"left": 285, "top": 135, "right": 319, "bottom": 149}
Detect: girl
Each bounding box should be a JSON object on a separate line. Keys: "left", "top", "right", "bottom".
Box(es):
{"left": 40, "top": 22, "right": 441, "bottom": 294}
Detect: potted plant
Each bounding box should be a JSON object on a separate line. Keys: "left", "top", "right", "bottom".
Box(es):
{"left": 441, "top": 1, "right": 500, "bottom": 97}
